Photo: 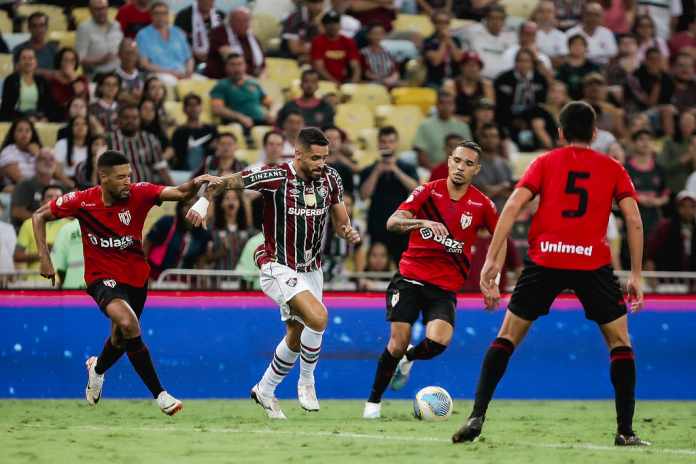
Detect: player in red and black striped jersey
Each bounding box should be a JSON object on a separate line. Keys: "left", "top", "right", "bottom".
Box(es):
{"left": 452, "top": 102, "right": 650, "bottom": 446}
{"left": 363, "top": 140, "right": 504, "bottom": 419}
{"left": 33, "top": 150, "right": 218, "bottom": 416}
{"left": 188, "top": 127, "right": 360, "bottom": 418}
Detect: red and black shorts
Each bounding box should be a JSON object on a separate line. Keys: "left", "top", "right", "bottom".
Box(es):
{"left": 86, "top": 279, "right": 148, "bottom": 318}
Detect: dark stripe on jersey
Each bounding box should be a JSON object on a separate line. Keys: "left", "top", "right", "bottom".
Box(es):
{"left": 422, "top": 199, "right": 471, "bottom": 278}
{"left": 274, "top": 179, "right": 288, "bottom": 267}
{"left": 295, "top": 192, "right": 305, "bottom": 270}
{"left": 76, "top": 210, "right": 119, "bottom": 238}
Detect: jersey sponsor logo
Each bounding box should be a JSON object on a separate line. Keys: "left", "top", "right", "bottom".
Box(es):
{"left": 118, "top": 210, "right": 132, "bottom": 226}
{"left": 289, "top": 188, "right": 301, "bottom": 196}
{"left": 467, "top": 199, "right": 483, "bottom": 207}
{"left": 286, "top": 277, "right": 298, "bottom": 288}
{"left": 57, "top": 191, "right": 76, "bottom": 207}
{"left": 460, "top": 212, "right": 472, "bottom": 229}
{"left": 288, "top": 206, "right": 330, "bottom": 216}
{"left": 419, "top": 228, "right": 464, "bottom": 254}
{"left": 540, "top": 241, "right": 594, "bottom": 256}
{"left": 405, "top": 186, "right": 425, "bottom": 203}
{"left": 103, "top": 279, "right": 117, "bottom": 288}
{"left": 56, "top": 196, "right": 63, "bottom": 206}
{"left": 87, "top": 233, "right": 135, "bottom": 250}
{"left": 244, "top": 168, "right": 285, "bottom": 184}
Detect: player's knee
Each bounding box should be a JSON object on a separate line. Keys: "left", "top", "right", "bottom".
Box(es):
{"left": 606, "top": 332, "right": 632, "bottom": 350}
{"left": 115, "top": 315, "right": 140, "bottom": 338}
{"left": 387, "top": 335, "right": 409, "bottom": 358}
{"left": 306, "top": 304, "right": 328, "bottom": 331}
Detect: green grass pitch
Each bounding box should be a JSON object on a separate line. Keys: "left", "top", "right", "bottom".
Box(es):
{"left": 2, "top": 399, "right": 695, "bottom": 463}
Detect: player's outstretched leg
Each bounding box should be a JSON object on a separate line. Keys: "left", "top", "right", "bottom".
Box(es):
{"left": 599, "top": 316, "right": 650, "bottom": 446}
{"left": 392, "top": 319, "right": 452, "bottom": 391}
{"left": 453, "top": 310, "right": 530, "bottom": 443}
{"left": 363, "top": 322, "right": 411, "bottom": 419}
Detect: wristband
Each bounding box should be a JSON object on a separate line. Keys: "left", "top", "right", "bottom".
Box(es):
{"left": 495, "top": 273, "right": 501, "bottom": 285}
{"left": 190, "top": 197, "right": 209, "bottom": 217}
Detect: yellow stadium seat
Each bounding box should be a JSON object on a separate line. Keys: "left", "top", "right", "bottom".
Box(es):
{"left": 353, "top": 149, "right": 379, "bottom": 169}
{"left": 19, "top": 4, "right": 68, "bottom": 32}
{"left": 49, "top": 31, "right": 75, "bottom": 49}
{"left": 217, "top": 124, "right": 246, "bottom": 149}
{"left": 393, "top": 14, "right": 434, "bottom": 37}
{"left": 35, "top": 122, "right": 62, "bottom": 148}
{"left": 375, "top": 104, "right": 424, "bottom": 151}
{"left": 0, "top": 10, "right": 11, "bottom": 32}
{"left": 258, "top": 77, "right": 285, "bottom": 109}
{"left": 404, "top": 58, "right": 426, "bottom": 86}
{"left": 499, "top": 0, "right": 537, "bottom": 19}
{"left": 0, "top": 122, "right": 10, "bottom": 144}
{"left": 164, "top": 101, "right": 186, "bottom": 125}
{"left": 357, "top": 127, "right": 379, "bottom": 153}
{"left": 176, "top": 78, "right": 218, "bottom": 100}
{"left": 251, "top": 13, "right": 281, "bottom": 52}
{"left": 0, "top": 54, "right": 13, "bottom": 79}
{"left": 335, "top": 103, "right": 374, "bottom": 141}
{"left": 514, "top": 152, "right": 542, "bottom": 178}
{"left": 263, "top": 57, "right": 301, "bottom": 91}
{"left": 289, "top": 79, "right": 338, "bottom": 100}
{"left": 71, "top": 6, "right": 118, "bottom": 27}
{"left": 236, "top": 149, "right": 260, "bottom": 165}
{"left": 340, "top": 83, "right": 391, "bottom": 111}
{"left": 251, "top": 125, "right": 273, "bottom": 149}
{"left": 390, "top": 87, "right": 437, "bottom": 115}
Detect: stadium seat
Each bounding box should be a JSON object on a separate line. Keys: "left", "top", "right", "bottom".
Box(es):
{"left": 49, "top": 31, "right": 75, "bottom": 49}
{"left": 19, "top": 4, "right": 68, "bottom": 32}
{"left": 339, "top": 83, "right": 391, "bottom": 111}
{"left": 0, "top": 54, "right": 13, "bottom": 79}
{"left": 335, "top": 103, "right": 374, "bottom": 141}
{"left": 218, "top": 123, "right": 247, "bottom": 149}
{"left": 0, "top": 122, "right": 10, "bottom": 144}
{"left": 236, "top": 149, "right": 260, "bottom": 165}
{"left": 72, "top": 7, "right": 117, "bottom": 25}
{"left": 353, "top": 149, "right": 379, "bottom": 169}
{"left": 263, "top": 58, "right": 301, "bottom": 91}
{"left": 288, "top": 79, "right": 338, "bottom": 100}
{"left": 251, "top": 13, "right": 281, "bottom": 52}
{"left": 164, "top": 101, "right": 186, "bottom": 125}
{"left": 176, "top": 78, "right": 217, "bottom": 100}
{"left": 390, "top": 87, "right": 437, "bottom": 115}
{"left": 35, "top": 122, "right": 62, "bottom": 148}
{"left": 514, "top": 152, "right": 542, "bottom": 179}
{"left": 357, "top": 127, "right": 379, "bottom": 154}
{"left": 393, "top": 14, "right": 434, "bottom": 37}
{"left": 499, "top": 0, "right": 537, "bottom": 19}
{"left": 404, "top": 58, "right": 426, "bottom": 86}
{"left": 257, "top": 77, "right": 285, "bottom": 110}
{"left": 374, "top": 104, "right": 423, "bottom": 151}
{"left": 251, "top": 125, "right": 273, "bottom": 149}
{"left": 0, "top": 10, "right": 11, "bottom": 33}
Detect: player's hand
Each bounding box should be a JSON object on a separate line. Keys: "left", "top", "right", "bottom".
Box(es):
{"left": 421, "top": 220, "right": 449, "bottom": 237}
{"left": 342, "top": 224, "right": 361, "bottom": 245}
{"left": 193, "top": 174, "right": 223, "bottom": 189}
{"left": 39, "top": 255, "right": 56, "bottom": 287}
{"left": 626, "top": 273, "right": 644, "bottom": 313}
{"left": 185, "top": 198, "right": 210, "bottom": 229}
{"left": 480, "top": 259, "right": 501, "bottom": 311}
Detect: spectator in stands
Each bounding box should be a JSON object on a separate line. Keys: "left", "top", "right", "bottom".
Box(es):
{"left": 76, "top": 0, "right": 123, "bottom": 78}
{"left": 543, "top": 81, "right": 570, "bottom": 123}
{"left": 174, "top": 0, "right": 225, "bottom": 66}
{"left": 347, "top": 0, "right": 397, "bottom": 33}
{"left": 116, "top": 38, "right": 146, "bottom": 100}
{"left": 206, "top": 7, "right": 265, "bottom": 79}
{"left": 605, "top": 34, "right": 640, "bottom": 97}
{"left": 468, "top": 97, "right": 497, "bottom": 136}
{"left": 670, "top": 52, "right": 696, "bottom": 113}
{"left": 601, "top": 0, "right": 636, "bottom": 35}
{"left": 360, "top": 23, "right": 400, "bottom": 88}
{"left": 360, "top": 126, "right": 419, "bottom": 261}
{"left": 447, "top": 51, "right": 494, "bottom": 122}
{"left": 280, "top": 0, "right": 325, "bottom": 63}
{"left": 647, "top": 190, "right": 696, "bottom": 272}
{"left": 139, "top": 98, "right": 172, "bottom": 162}
{"left": 252, "top": 130, "right": 285, "bottom": 170}
{"left": 413, "top": 90, "right": 472, "bottom": 169}
{"left": 502, "top": 21, "right": 553, "bottom": 79}
{"left": 668, "top": 17, "right": 696, "bottom": 57}
{"left": 0, "top": 201, "right": 16, "bottom": 274}
{"left": 565, "top": 2, "right": 618, "bottom": 65}
{"left": 277, "top": 69, "right": 335, "bottom": 129}
{"left": 195, "top": 132, "right": 247, "bottom": 177}
{"left": 634, "top": 14, "right": 671, "bottom": 64}
{"left": 208, "top": 190, "right": 250, "bottom": 270}
{"left": 556, "top": 34, "right": 600, "bottom": 100}
{"left": 142, "top": 76, "right": 176, "bottom": 130}
{"left": 74, "top": 133, "right": 107, "bottom": 190}
{"left": 49, "top": 48, "right": 90, "bottom": 122}
{"left": 311, "top": 10, "right": 361, "bottom": 84}
{"left": 51, "top": 218, "right": 85, "bottom": 289}
{"left": 136, "top": 2, "right": 194, "bottom": 87}
{"left": 472, "top": 123, "right": 513, "bottom": 211}
{"left": 211, "top": 54, "right": 272, "bottom": 129}
{"left": 116, "top": 0, "right": 151, "bottom": 39}
{"left": 624, "top": 47, "right": 675, "bottom": 136}
{"left": 324, "top": 125, "right": 356, "bottom": 196}
{"left": 495, "top": 49, "right": 554, "bottom": 152}
{"left": 423, "top": 10, "right": 464, "bottom": 88}
{"left": 637, "top": 0, "right": 682, "bottom": 41}
{"left": 330, "top": 0, "right": 363, "bottom": 38}
{"left": 356, "top": 241, "right": 394, "bottom": 291}
{"left": 428, "top": 133, "right": 465, "bottom": 181}
{"left": 107, "top": 103, "right": 173, "bottom": 184}
{"left": 534, "top": 0, "right": 569, "bottom": 67}
{"left": 467, "top": 5, "right": 517, "bottom": 80}
{"left": 0, "top": 118, "right": 42, "bottom": 188}
{"left": 554, "top": 0, "right": 583, "bottom": 31}
{"left": 12, "top": 12, "right": 58, "bottom": 79}
{"left": 0, "top": 48, "right": 54, "bottom": 122}
{"left": 323, "top": 191, "right": 362, "bottom": 279}
{"left": 54, "top": 115, "right": 90, "bottom": 180}
{"left": 416, "top": 0, "right": 454, "bottom": 16}
{"left": 88, "top": 72, "right": 121, "bottom": 134}
{"left": 660, "top": 111, "right": 696, "bottom": 193}
{"left": 10, "top": 148, "right": 62, "bottom": 228}
{"left": 171, "top": 93, "right": 218, "bottom": 172}
{"left": 582, "top": 73, "right": 626, "bottom": 140}
{"left": 625, "top": 129, "right": 670, "bottom": 238}
{"left": 58, "top": 97, "right": 104, "bottom": 139}
{"left": 279, "top": 109, "right": 305, "bottom": 161}
{"left": 14, "top": 185, "right": 67, "bottom": 274}
{"left": 144, "top": 199, "right": 211, "bottom": 280}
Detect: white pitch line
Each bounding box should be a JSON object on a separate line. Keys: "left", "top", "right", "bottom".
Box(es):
{"left": 15, "top": 424, "right": 696, "bottom": 457}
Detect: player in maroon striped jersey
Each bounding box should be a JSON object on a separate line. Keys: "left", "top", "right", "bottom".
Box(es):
{"left": 452, "top": 101, "right": 649, "bottom": 446}
{"left": 33, "top": 150, "right": 219, "bottom": 415}
{"left": 188, "top": 127, "right": 360, "bottom": 418}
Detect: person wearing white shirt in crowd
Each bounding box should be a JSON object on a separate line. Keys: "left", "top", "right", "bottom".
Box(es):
{"left": 534, "top": 0, "right": 568, "bottom": 67}
{"left": 637, "top": 0, "right": 682, "bottom": 41}
{"left": 501, "top": 21, "right": 553, "bottom": 80}
{"left": 251, "top": 130, "right": 285, "bottom": 171}
{"left": 329, "top": 0, "right": 362, "bottom": 38}
{"left": 565, "top": 2, "right": 618, "bottom": 65}
{"left": 467, "top": 5, "right": 518, "bottom": 80}
{"left": 280, "top": 109, "right": 305, "bottom": 162}
{"left": 54, "top": 115, "right": 89, "bottom": 178}
{"left": 0, "top": 201, "right": 16, "bottom": 274}
{"left": 76, "top": 0, "right": 124, "bottom": 78}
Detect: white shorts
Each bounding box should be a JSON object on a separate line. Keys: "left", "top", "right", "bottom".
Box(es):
{"left": 259, "top": 261, "right": 324, "bottom": 323}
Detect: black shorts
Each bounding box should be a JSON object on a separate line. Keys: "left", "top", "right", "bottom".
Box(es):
{"left": 86, "top": 279, "right": 148, "bottom": 318}
{"left": 508, "top": 258, "right": 627, "bottom": 325}
{"left": 386, "top": 273, "right": 457, "bottom": 327}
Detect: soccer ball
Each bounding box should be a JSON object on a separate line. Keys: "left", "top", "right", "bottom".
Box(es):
{"left": 413, "top": 386, "right": 453, "bottom": 421}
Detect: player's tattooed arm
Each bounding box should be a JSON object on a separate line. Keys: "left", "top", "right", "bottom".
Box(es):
{"left": 186, "top": 173, "right": 243, "bottom": 228}
{"left": 386, "top": 210, "right": 449, "bottom": 236}
{"left": 32, "top": 202, "right": 57, "bottom": 286}
{"left": 160, "top": 174, "right": 222, "bottom": 202}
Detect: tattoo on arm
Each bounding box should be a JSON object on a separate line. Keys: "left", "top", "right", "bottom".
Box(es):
{"left": 386, "top": 210, "right": 423, "bottom": 234}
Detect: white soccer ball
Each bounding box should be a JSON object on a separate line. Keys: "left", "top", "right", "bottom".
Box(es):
{"left": 413, "top": 386, "right": 453, "bottom": 421}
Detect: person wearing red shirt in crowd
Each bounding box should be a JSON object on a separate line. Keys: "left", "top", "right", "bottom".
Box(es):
{"left": 311, "top": 10, "right": 361, "bottom": 84}
{"left": 116, "top": 0, "right": 152, "bottom": 39}
{"left": 363, "top": 140, "right": 501, "bottom": 419}
{"left": 452, "top": 101, "right": 649, "bottom": 447}
{"left": 668, "top": 18, "right": 696, "bottom": 60}
{"left": 32, "top": 150, "right": 217, "bottom": 417}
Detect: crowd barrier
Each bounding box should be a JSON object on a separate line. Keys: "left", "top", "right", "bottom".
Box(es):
{"left": 1, "top": 291, "right": 694, "bottom": 399}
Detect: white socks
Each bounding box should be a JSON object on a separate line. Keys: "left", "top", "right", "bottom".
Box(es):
{"left": 259, "top": 338, "right": 299, "bottom": 397}
{"left": 299, "top": 326, "right": 324, "bottom": 387}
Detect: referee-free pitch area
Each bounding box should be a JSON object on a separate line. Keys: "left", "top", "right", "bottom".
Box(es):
{"left": 2, "top": 400, "right": 694, "bottom": 463}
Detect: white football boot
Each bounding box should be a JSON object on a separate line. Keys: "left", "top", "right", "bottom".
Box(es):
{"left": 251, "top": 384, "right": 287, "bottom": 419}
{"left": 85, "top": 356, "right": 104, "bottom": 405}
{"left": 362, "top": 402, "right": 381, "bottom": 419}
{"left": 390, "top": 345, "right": 414, "bottom": 391}
{"left": 156, "top": 391, "right": 183, "bottom": 416}
{"left": 298, "top": 383, "right": 320, "bottom": 411}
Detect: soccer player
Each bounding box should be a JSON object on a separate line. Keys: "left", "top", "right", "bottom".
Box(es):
{"left": 451, "top": 101, "right": 649, "bottom": 446}
{"left": 32, "top": 150, "right": 218, "bottom": 415}
{"left": 187, "top": 127, "right": 360, "bottom": 419}
{"left": 362, "top": 140, "right": 502, "bottom": 419}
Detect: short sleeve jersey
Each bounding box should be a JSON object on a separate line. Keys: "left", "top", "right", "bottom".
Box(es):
{"left": 50, "top": 182, "right": 165, "bottom": 287}
{"left": 518, "top": 147, "right": 637, "bottom": 270}
{"left": 397, "top": 180, "right": 498, "bottom": 292}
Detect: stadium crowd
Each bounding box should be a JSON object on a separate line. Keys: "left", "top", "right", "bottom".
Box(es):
{"left": 0, "top": 0, "right": 695, "bottom": 290}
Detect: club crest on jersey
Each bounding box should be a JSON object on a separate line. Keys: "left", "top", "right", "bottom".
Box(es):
{"left": 317, "top": 186, "right": 328, "bottom": 198}
{"left": 286, "top": 277, "right": 298, "bottom": 288}
{"left": 118, "top": 210, "right": 132, "bottom": 226}
{"left": 103, "top": 279, "right": 117, "bottom": 288}
{"left": 304, "top": 191, "right": 317, "bottom": 207}
{"left": 460, "top": 212, "right": 472, "bottom": 230}
{"left": 391, "top": 290, "right": 400, "bottom": 307}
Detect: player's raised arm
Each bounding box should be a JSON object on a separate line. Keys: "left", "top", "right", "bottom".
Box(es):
{"left": 158, "top": 174, "right": 223, "bottom": 202}
{"left": 618, "top": 196, "right": 644, "bottom": 312}
{"left": 185, "top": 172, "right": 245, "bottom": 228}
{"left": 386, "top": 209, "right": 449, "bottom": 237}
{"left": 32, "top": 202, "right": 58, "bottom": 286}
{"left": 330, "top": 202, "right": 361, "bottom": 245}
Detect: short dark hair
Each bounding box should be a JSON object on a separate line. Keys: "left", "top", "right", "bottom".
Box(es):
{"left": 225, "top": 52, "right": 244, "bottom": 63}
{"left": 263, "top": 129, "right": 285, "bottom": 146}
{"left": 437, "top": 89, "right": 454, "bottom": 102}
{"left": 218, "top": 132, "right": 238, "bottom": 143}
{"left": 118, "top": 102, "right": 139, "bottom": 117}
{"left": 645, "top": 46, "right": 662, "bottom": 57}
{"left": 445, "top": 133, "right": 465, "bottom": 145}
{"left": 487, "top": 4, "right": 506, "bottom": 17}
{"left": 297, "top": 127, "right": 329, "bottom": 149}
{"left": 378, "top": 125, "right": 399, "bottom": 139}
{"left": 567, "top": 33, "right": 588, "bottom": 48}
{"left": 28, "top": 11, "right": 48, "bottom": 24}
{"left": 284, "top": 109, "right": 304, "bottom": 120}
{"left": 454, "top": 140, "right": 482, "bottom": 161}
{"left": 42, "top": 184, "right": 64, "bottom": 199}
{"left": 301, "top": 68, "right": 319, "bottom": 81}
{"left": 183, "top": 93, "right": 202, "bottom": 106}
{"left": 559, "top": 101, "right": 596, "bottom": 143}
{"left": 631, "top": 128, "right": 653, "bottom": 141}
{"left": 97, "top": 150, "right": 129, "bottom": 169}
{"left": 54, "top": 47, "right": 79, "bottom": 71}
